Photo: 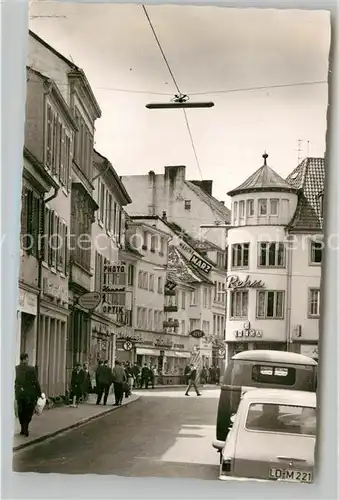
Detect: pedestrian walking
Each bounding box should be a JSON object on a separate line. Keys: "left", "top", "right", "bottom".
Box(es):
{"left": 131, "top": 363, "right": 140, "bottom": 388}
{"left": 125, "top": 361, "right": 134, "bottom": 394}
{"left": 112, "top": 360, "right": 126, "bottom": 406}
{"left": 141, "top": 364, "right": 150, "bottom": 388}
{"left": 184, "top": 364, "right": 190, "bottom": 385}
{"left": 215, "top": 365, "right": 221, "bottom": 385}
{"left": 82, "top": 362, "right": 92, "bottom": 401}
{"left": 185, "top": 364, "right": 202, "bottom": 396}
{"left": 70, "top": 363, "right": 85, "bottom": 407}
{"left": 149, "top": 365, "right": 155, "bottom": 389}
{"left": 15, "top": 353, "right": 42, "bottom": 437}
{"left": 201, "top": 365, "right": 208, "bottom": 385}
{"left": 95, "top": 360, "right": 112, "bottom": 406}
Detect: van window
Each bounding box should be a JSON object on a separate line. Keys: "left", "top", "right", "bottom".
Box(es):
{"left": 252, "top": 365, "right": 296, "bottom": 386}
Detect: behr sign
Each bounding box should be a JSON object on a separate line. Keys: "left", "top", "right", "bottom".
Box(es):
{"left": 190, "top": 329, "right": 205, "bottom": 339}
{"left": 78, "top": 291, "right": 102, "bottom": 311}
{"left": 226, "top": 275, "right": 265, "bottom": 289}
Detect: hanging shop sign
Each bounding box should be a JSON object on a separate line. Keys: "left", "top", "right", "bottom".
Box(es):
{"left": 226, "top": 275, "right": 265, "bottom": 290}
{"left": 78, "top": 291, "right": 102, "bottom": 311}
{"left": 123, "top": 341, "right": 133, "bottom": 352}
{"left": 190, "top": 329, "right": 205, "bottom": 339}
{"left": 218, "top": 348, "right": 226, "bottom": 357}
{"left": 176, "top": 239, "right": 212, "bottom": 275}
{"left": 165, "top": 280, "right": 177, "bottom": 293}
{"left": 102, "top": 261, "right": 127, "bottom": 319}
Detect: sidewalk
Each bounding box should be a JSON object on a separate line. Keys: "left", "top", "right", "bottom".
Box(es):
{"left": 13, "top": 393, "right": 139, "bottom": 452}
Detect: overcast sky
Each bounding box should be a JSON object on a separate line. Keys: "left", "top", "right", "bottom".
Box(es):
{"left": 29, "top": 3, "right": 330, "bottom": 204}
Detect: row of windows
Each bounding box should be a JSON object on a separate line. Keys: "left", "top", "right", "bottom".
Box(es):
{"left": 213, "top": 314, "right": 225, "bottom": 336}
{"left": 142, "top": 231, "right": 166, "bottom": 255}
{"left": 231, "top": 241, "right": 322, "bottom": 269}
{"left": 46, "top": 104, "right": 72, "bottom": 189}
{"left": 73, "top": 107, "right": 94, "bottom": 181}
{"left": 230, "top": 288, "right": 320, "bottom": 319}
{"left": 137, "top": 307, "right": 164, "bottom": 331}
{"left": 233, "top": 198, "right": 280, "bottom": 220}
{"left": 138, "top": 270, "right": 163, "bottom": 293}
{"left": 21, "top": 187, "right": 69, "bottom": 274}
{"left": 97, "top": 179, "right": 123, "bottom": 243}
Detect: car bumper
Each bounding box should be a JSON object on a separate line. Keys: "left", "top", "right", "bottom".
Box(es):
{"left": 218, "top": 475, "right": 270, "bottom": 482}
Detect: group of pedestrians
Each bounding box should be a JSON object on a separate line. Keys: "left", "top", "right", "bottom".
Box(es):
{"left": 95, "top": 359, "right": 127, "bottom": 407}
{"left": 124, "top": 362, "right": 156, "bottom": 389}
{"left": 69, "top": 361, "right": 92, "bottom": 407}
{"left": 198, "top": 365, "right": 221, "bottom": 385}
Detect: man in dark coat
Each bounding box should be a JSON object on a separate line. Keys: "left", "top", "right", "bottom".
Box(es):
{"left": 112, "top": 360, "right": 126, "bottom": 406}
{"left": 185, "top": 364, "right": 202, "bottom": 396}
{"left": 70, "top": 363, "right": 85, "bottom": 407}
{"left": 141, "top": 364, "right": 150, "bottom": 389}
{"left": 15, "top": 353, "right": 42, "bottom": 437}
{"left": 96, "top": 360, "right": 112, "bottom": 406}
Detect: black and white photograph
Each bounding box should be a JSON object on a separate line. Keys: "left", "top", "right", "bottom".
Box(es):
{"left": 12, "top": 1, "right": 329, "bottom": 484}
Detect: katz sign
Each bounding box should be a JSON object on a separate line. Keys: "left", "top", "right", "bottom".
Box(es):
{"left": 226, "top": 275, "right": 265, "bottom": 290}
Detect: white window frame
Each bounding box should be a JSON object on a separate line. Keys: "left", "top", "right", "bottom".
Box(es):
{"left": 256, "top": 290, "right": 285, "bottom": 319}
{"left": 239, "top": 200, "right": 245, "bottom": 218}
{"left": 246, "top": 199, "right": 254, "bottom": 217}
{"left": 309, "top": 240, "right": 323, "bottom": 265}
{"left": 258, "top": 242, "right": 285, "bottom": 268}
{"left": 231, "top": 243, "right": 250, "bottom": 269}
{"left": 258, "top": 198, "right": 268, "bottom": 215}
{"left": 230, "top": 290, "right": 249, "bottom": 319}
{"left": 270, "top": 199, "right": 279, "bottom": 215}
{"left": 190, "top": 289, "right": 197, "bottom": 306}
{"left": 308, "top": 288, "right": 320, "bottom": 317}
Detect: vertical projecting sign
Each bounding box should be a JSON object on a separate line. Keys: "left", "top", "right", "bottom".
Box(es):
{"left": 102, "top": 262, "right": 127, "bottom": 322}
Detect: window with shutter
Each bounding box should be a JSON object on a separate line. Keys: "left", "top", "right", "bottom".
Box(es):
{"left": 46, "top": 105, "right": 53, "bottom": 168}
{"left": 118, "top": 208, "right": 122, "bottom": 244}
{"left": 60, "top": 127, "right": 66, "bottom": 185}
{"left": 43, "top": 206, "right": 50, "bottom": 263}
{"left": 99, "top": 182, "right": 105, "bottom": 221}
{"left": 64, "top": 224, "right": 69, "bottom": 275}
{"left": 113, "top": 202, "right": 117, "bottom": 234}
{"left": 38, "top": 199, "right": 45, "bottom": 259}
{"left": 48, "top": 210, "right": 54, "bottom": 266}
{"left": 20, "top": 187, "right": 28, "bottom": 244}
{"left": 52, "top": 113, "right": 58, "bottom": 173}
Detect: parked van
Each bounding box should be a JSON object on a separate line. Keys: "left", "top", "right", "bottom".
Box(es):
{"left": 213, "top": 350, "right": 317, "bottom": 451}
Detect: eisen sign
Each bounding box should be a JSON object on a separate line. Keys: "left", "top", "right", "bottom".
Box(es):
{"left": 226, "top": 275, "right": 265, "bottom": 289}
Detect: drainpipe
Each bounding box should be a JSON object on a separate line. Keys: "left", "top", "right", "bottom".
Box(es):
{"left": 285, "top": 231, "right": 293, "bottom": 352}
{"left": 35, "top": 186, "right": 59, "bottom": 376}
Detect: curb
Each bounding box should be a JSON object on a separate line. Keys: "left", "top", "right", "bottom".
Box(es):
{"left": 13, "top": 396, "right": 139, "bottom": 452}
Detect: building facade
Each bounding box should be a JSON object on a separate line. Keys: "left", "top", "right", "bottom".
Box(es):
{"left": 224, "top": 153, "right": 324, "bottom": 363}
{"left": 121, "top": 165, "right": 230, "bottom": 248}
{"left": 90, "top": 150, "right": 132, "bottom": 372}
{"left": 20, "top": 65, "right": 77, "bottom": 398}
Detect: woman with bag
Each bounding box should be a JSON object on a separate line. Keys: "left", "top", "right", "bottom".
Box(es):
{"left": 70, "top": 363, "right": 85, "bottom": 408}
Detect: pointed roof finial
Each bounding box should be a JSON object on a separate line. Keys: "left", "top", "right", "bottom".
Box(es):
{"left": 262, "top": 151, "right": 268, "bottom": 165}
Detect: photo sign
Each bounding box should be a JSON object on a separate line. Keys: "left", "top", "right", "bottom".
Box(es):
{"left": 102, "top": 262, "right": 127, "bottom": 318}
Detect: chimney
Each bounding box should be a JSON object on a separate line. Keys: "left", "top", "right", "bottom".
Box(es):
{"left": 220, "top": 200, "right": 225, "bottom": 205}
{"left": 162, "top": 211, "right": 167, "bottom": 221}
{"left": 191, "top": 180, "right": 213, "bottom": 196}
{"left": 164, "top": 165, "right": 186, "bottom": 185}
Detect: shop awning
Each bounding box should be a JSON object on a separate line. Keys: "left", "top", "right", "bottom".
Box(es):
{"left": 136, "top": 348, "right": 161, "bottom": 356}
{"left": 164, "top": 351, "right": 191, "bottom": 358}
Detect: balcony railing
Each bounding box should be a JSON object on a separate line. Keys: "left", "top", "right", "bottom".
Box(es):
{"left": 164, "top": 305, "right": 178, "bottom": 312}
{"left": 163, "top": 319, "right": 179, "bottom": 328}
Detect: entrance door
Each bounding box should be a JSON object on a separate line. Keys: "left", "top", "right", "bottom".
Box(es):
{"left": 20, "top": 313, "right": 35, "bottom": 359}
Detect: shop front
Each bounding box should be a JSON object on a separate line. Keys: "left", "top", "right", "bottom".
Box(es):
{"left": 90, "top": 317, "right": 115, "bottom": 373}
{"left": 17, "top": 286, "right": 38, "bottom": 364}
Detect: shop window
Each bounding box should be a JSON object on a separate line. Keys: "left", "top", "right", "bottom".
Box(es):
{"left": 258, "top": 242, "right": 285, "bottom": 267}
{"left": 257, "top": 291, "right": 284, "bottom": 319}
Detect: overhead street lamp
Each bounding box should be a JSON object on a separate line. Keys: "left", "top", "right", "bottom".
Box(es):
{"left": 146, "top": 93, "right": 215, "bottom": 110}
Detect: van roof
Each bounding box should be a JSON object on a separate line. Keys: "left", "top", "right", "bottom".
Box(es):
{"left": 232, "top": 350, "right": 318, "bottom": 366}
{"left": 241, "top": 388, "right": 316, "bottom": 407}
